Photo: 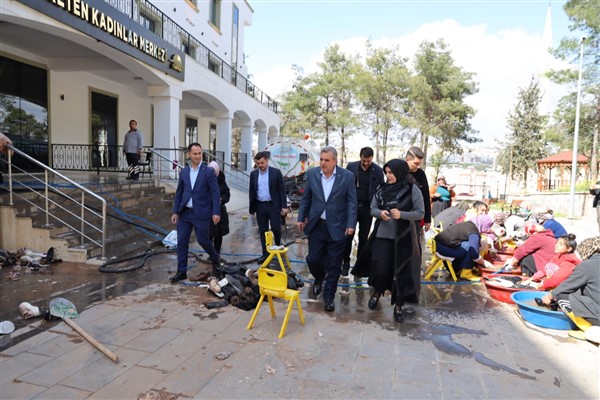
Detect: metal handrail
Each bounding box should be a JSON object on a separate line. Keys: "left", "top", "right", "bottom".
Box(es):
{"left": 3, "top": 145, "right": 107, "bottom": 259}
{"left": 148, "top": 147, "right": 250, "bottom": 191}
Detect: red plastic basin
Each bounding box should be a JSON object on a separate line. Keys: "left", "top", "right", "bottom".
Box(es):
{"left": 482, "top": 275, "right": 533, "bottom": 304}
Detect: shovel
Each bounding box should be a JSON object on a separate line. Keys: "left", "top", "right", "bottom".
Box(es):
{"left": 49, "top": 297, "right": 118, "bottom": 363}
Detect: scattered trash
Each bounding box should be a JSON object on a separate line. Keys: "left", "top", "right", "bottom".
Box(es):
{"left": 0, "top": 320, "right": 15, "bottom": 334}
{"left": 317, "top": 331, "right": 324, "bottom": 337}
{"left": 265, "top": 365, "right": 277, "bottom": 374}
{"left": 5, "top": 271, "right": 20, "bottom": 280}
{"left": 214, "top": 351, "right": 232, "bottom": 360}
{"left": 137, "top": 389, "right": 180, "bottom": 400}
{"left": 18, "top": 302, "right": 41, "bottom": 319}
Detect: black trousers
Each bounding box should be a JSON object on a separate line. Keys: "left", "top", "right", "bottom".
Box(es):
{"left": 125, "top": 152, "right": 140, "bottom": 180}
{"left": 519, "top": 254, "right": 537, "bottom": 277}
{"left": 255, "top": 201, "right": 281, "bottom": 256}
{"left": 306, "top": 220, "right": 346, "bottom": 302}
{"left": 343, "top": 205, "right": 372, "bottom": 265}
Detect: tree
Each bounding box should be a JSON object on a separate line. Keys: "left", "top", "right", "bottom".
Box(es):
{"left": 406, "top": 40, "right": 479, "bottom": 166}
{"left": 547, "top": 0, "right": 600, "bottom": 181}
{"left": 355, "top": 40, "right": 411, "bottom": 164}
{"left": 504, "top": 78, "right": 549, "bottom": 188}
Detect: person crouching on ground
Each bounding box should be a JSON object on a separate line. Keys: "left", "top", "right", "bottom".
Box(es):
{"left": 504, "top": 222, "right": 556, "bottom": 276}
{"left": 542, "top": 236, "right": 600, "bottom": 343}
{"left": 434, "top": 220, "right": 494, "bottom": 281}
{"left": 352, "top": 159, "right": 424, "bottom": 322}
{"left": 522, "top": 234, "right": 580, "bottom": 290}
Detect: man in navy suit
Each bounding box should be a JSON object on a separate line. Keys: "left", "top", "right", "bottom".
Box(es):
{"left": 170, "top": 143, "right": 221, "bottom": 283}
{"left": 342, "top": 146, "right": 384, "bottom": 276}
{"left": 249, "top": 152, "right": 289, "bottom": 263}
{"left": 297, "top": 146, "right": 357, "bottom": 312}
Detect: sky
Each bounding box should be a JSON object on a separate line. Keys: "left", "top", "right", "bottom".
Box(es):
{"left": 244, "top": 0, "right": 580, "bottom": 150}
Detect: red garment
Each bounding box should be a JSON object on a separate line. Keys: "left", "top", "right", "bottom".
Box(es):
{"left": 513, "top": 230, "right": 556, "bottom": 272}
{"left": 531, "top": 252, "right": 581, "bottom": 290}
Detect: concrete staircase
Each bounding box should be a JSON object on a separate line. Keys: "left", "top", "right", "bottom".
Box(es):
{"left": 0, "top": 178, "right": 175, "bottom": 263}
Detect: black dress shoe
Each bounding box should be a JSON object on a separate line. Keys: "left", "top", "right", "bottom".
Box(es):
{"left": 324, "top": 300, "right": 335, "bottom": 312}
{"left": 393, "top": 306, "right": 404, "bottom": 323}
{"left": 368, "top": 293, "right": 380, "bottom": 310}
{"left": 312, "top": 281, "right": 323, "bottom": 296}
{"left": 170, "top": 270, "right": 187, "bottom": 283}
{"left": 340, "top": 263, "right": 350, "bottom": 277}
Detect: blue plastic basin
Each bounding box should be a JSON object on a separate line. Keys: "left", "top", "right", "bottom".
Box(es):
{"left": 511, "top": 291, "right": 577, "bottom": 330}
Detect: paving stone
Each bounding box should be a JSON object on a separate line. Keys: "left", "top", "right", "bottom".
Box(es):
{"left": 2, "top": 331, "right": 60, "bottom": 357}
{"left": 87, "top": 366, "right": 169, "bottom": 400}
{"left": 93, "top": 316, "right": 148, "bottom": 346}
{"left": 27, "top": 331, "right": 85, "bottom": 358}
{"left": 0, "top": 380, "right": 47, "bottom": 399}
{"left": 438, "top": 361, "right": 486, "bottom": 399}
{"left": 304, "top": 342, "right": 358, "bottom": 384}
{"left": 0, "top": 352, "right": 54, "bottom": 385}
{"left": 122, "top": 326, "right": 182, "bottom": 353}
{"left": 31, "top": 384, "right": 92, "bottom": 399}
{"left": 159, "top": 306, "right": 204, "bottom": 330}
{"left": 59, "top": 347, "right": 150, "bottom": 392}
{"left": 137, "top": 329, "right": 215, "bottom": 372}
{"left": 18, "top": 342, "right": 104, "bottom": 387}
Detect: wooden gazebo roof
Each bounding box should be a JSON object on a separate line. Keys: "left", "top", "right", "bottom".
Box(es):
{"left": 537, "top": 151, "right": 588, "bottom": 166}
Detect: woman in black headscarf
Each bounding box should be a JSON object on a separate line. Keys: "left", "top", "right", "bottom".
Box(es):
{"left": 352, "top": 159, "right": 424, "bottom": 323}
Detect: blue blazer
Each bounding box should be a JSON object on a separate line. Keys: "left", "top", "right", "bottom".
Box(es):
{"left": 173, "top": 163, "right": 220, "bottom": 219}
{"left": 297, "top": 166, "right": 357, "bottom": 242}
{"left": 248, "top": 166, "right": 287, "bottom": 214}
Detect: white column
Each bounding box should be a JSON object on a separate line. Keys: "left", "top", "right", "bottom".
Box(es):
{"left": 149, "top": 85, "right": 182, "bottom": 177}
{"left": 240, "top": 123, "right": 253, "bottom": 172}
{"left": 215, "top": 111, "right": 233, "bottom": 171}
{"left": 257, "top": 127, "right": 268, "bottom": 153}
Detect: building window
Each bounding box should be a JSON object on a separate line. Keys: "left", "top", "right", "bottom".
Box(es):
{"left": 0, "top": 55, "right": 48, "bottom": 171}
{"left": 231, "top": 5, "right": 239, "bottom": 69}
{"left": 210, "top": 0, "right": 221, "bottom": 28}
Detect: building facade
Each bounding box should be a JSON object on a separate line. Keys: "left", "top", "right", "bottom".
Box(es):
{"left": 0, "top": 0, "right": 280, "bottom": 172}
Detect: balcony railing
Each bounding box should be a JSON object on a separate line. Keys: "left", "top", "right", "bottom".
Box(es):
{"left": 105, "top": 0, "right": 278, "bottom": 113}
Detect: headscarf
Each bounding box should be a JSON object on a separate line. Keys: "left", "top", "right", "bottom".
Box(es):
{"left": 376, "top": 159, "right": 411, "bottom": 206}
{"left": 473, "top": 214, "right": 493, "bottom": 234}
{"left": 577, "top": 236, "right": 600, "bottom": 260}
{"left": 208, "top": 161, "right": 220, "bottom": 176}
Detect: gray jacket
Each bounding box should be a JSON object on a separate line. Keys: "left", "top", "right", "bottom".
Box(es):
{"left": 123, "top": 129, "right": 143, "bottom": 153}
{"left": 551, "top": 253, "right": 599, "bottom": 321}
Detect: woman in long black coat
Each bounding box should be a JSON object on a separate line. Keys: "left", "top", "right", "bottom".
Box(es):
{"left": 207, "top": 161, "right": 230, "bottom": 254}
{"left": 352, "top": 159, "right": 424, "bottom": 323}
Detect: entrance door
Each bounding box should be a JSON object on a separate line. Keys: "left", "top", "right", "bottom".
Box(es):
{"left": 91, "top": 92, "right": 117, "bottom": 169}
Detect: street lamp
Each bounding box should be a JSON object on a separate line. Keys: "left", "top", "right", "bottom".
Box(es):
{"left": 568, "top": 37, "right": 585, "bottom": 219}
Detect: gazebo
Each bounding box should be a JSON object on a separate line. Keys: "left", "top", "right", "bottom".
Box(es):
{"left": 537, "top": 151, "right": 589, "bottom": 191}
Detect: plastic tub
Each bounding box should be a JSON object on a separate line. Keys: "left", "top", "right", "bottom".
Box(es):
{"left": 511, "top": 291, "right": 577, "bottom": 330}
{"left": 482, "top": 275, "right": 531, "bottom": 303}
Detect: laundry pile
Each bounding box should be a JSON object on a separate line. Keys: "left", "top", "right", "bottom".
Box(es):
{"left": 193, "top": 262, "right": 304, "bottom": 311}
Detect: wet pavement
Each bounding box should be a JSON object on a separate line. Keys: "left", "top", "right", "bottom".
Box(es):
{"left": 1, "top": 209, "right": 599, "bottom": 399}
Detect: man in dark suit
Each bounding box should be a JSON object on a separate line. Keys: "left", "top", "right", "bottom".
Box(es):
{"left": 342, "top": 146, "right": 384, "bottom": 276}
{"left": 170, "top": 142, "right": 221, "bottom": 283}
{"left": 249, "top": 152, "right": 289, "bottom": 263}
{"left": 405, "top": 146, "right": 431, "bottom": 234}
{"left": 297, "top": 146, "right": 357, "bottom": 312}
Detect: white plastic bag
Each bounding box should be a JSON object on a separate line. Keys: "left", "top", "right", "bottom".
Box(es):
{"left": 163, "top": 230, "right": 178, "bottom": 249}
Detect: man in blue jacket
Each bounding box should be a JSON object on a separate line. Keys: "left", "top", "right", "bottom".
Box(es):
{"left": 170, "top": 143, "right": 221, "bottom": 283}
{"left": 342, "top": 147, "right": 384, "bottom": 276}
{"left": 297, "top": 146, "right": 357, "bottom": 312}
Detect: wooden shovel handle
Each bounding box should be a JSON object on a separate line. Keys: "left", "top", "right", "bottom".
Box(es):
{"left": 64, "top": 317, "right": 118, "bottom": 363}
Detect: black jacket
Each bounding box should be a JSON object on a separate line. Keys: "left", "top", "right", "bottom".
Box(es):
{"left": 346, "top": 161, "right": 385, "bottom": 204}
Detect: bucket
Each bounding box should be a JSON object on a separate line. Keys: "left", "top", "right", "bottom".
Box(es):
{"left": 482, "top": 275, "right": 532, "bottom": 304}
{"left": 511, "top": 291, "right": 577, "bottom": 330}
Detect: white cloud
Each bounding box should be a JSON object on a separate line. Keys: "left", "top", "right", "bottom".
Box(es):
{"left": 252, "top": 19, "right": 571, "bottom": 148}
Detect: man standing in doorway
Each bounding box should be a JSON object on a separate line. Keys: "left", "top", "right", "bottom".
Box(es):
{"left": 342, "top": 146, "right": 384, "bottom": 276}
{"left": 297, "top": 146, "right": 357, "bottom": 312}
{"left": 249, "top": 152, "right": 289, "bottom": 263}
{"left": 123, "top": 119, "right": 143, "bottom": 180}
{"left": 170, "top": 143, "right": 221, "bottom": 283}
{"left": 405, "top": 146, "right": 431, "bottom": 234}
